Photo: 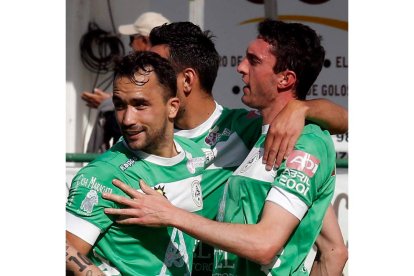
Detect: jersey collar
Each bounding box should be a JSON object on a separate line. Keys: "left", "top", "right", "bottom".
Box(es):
{"left": 174, "top": 101, "right": 223, "bottom": 138}
{"left": 123, "top": 140, "right": 186, "bottom": 166}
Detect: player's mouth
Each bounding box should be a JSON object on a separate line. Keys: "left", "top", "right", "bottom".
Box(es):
{"left": 123, "top": 128, "right": 145, "bottom": 140}
{"left": 242, "top": 85, "right": 251, "bottom": 94}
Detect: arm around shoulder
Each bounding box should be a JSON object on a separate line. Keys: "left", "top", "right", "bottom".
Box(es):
{"left": 303, "top": 98, "right": 348, "bottom": 134}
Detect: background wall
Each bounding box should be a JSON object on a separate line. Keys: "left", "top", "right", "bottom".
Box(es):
{"left": 66, "top": 0, "right": 348, "bottom": 154}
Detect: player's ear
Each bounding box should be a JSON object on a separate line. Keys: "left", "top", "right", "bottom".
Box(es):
{"left": 277, "top": 70, "right": 296, "bottom": 90}
{"left": 167, "top": 97, "right": 180, "bottom": 119}
{"left": 182, "top": 68, "right": 196, "bottom": 94}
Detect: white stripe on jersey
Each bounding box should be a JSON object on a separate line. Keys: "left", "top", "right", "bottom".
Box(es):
{"left": 66, "top": 211, "right": 101, "bottom": 245}
{"left": 232, "top": 144, "right": 308, "bottom": 220}
{"left": 150, "top": 175, "right": 204, "bottom": 213}
{"left": 232, "top": 146, "right": 274, "bottom": 182}
{"left": 266, "top": 187, "right": 308, "bottom": 221}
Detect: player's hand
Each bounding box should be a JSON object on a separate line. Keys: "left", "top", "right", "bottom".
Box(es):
{"left": 103, "top": 179, "right": 174, "bottom": 227}
{"left": 81, "top": 88, "right": 112, "bottom": 108}
{"left": 263, "top": 100, "right": 306, "bottom": 170}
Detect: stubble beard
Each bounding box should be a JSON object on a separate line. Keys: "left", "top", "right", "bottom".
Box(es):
{"left": 130, "top": 120, "right": 170, "bottom": 154}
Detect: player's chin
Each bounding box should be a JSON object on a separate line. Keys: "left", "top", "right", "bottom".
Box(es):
{"left": 126, "top": 138, "right": 146, "bottom": 151}
{"left": 241, "top": 94, "right": 253, "bottom": 106}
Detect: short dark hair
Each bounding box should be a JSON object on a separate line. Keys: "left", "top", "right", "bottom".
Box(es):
{"left": 258, "top": 19, "right": 325, "bottom": 100}
{"left": 149, "top": 22, "right": 220, "bottom": 94}
{"left": 113, "top": 51, "right": 177, "bottom": 101}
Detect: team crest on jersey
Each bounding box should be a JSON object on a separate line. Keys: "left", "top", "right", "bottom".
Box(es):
{"left": 204, "top": 126, "right": 231, "bottom": 146}
{"left": 286, "top": 150, "right": 320, "bottom": 177}
{"left": 240, "top": 151, "right": 261, "bottom": 173}
{"left": 191, "top": 180, "right": 203, "bottom": 207}
{"left": 80, "top": 190, "right": 98, "bottom": 214}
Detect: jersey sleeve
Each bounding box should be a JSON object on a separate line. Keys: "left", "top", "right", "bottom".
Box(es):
{"left": 267, "top": 128, "right": 335, "bottom": 211}
{"left": 66, "top": 161, "right": 129, "bottom": 242}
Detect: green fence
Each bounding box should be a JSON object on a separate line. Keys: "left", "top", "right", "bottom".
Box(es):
{"left": 66, "top": 153, "right": 348, "bottom": 168}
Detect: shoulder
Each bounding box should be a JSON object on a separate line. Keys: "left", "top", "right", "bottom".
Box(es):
{"left": 214, "top": 107, "right": 263, "bottom": 136}
{"left": 296, "top": 124, "right": 335, "bottom": 155}
{"left": 74, "top": 141, "right": 134, "bottom": 185}
{"left": 287, "top": 124, "right": 336, "bottom": 176}
{"left": 222, "top": 107, "right": 262, "bottom": 123}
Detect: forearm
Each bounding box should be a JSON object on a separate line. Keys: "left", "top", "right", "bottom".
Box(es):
{"left": 170, "top": 207, "right": 276, "bottom": 265}
{"left": 310, "top": 248, "right": 347, "bottom": 276}
{"left": 310, "top": 205, "right": 348, "bottom": 276}
{"left": 66, "top": 241, "right": 105, "bottom": 276}
{"left": 303, "top": 99, "right": 348, "bottom": 134}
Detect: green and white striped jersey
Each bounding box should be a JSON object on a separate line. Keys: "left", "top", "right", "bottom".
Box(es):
{"left": 214, "top": 124, "right": 336, "bottom": 276}
{"left": 66, "top": 136, "right": 205, "bottom": 276}
{"left": 174, "top": 102, "right": 262, "bottom": 220}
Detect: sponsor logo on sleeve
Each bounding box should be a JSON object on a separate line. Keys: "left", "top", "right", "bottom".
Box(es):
{"left": 76, "top": 174, "right": 113, "bottom": 194}
{"left": 286, "top": 150, "right": 320, "bottom": 177}
{"left": 279, "top": 168, "right": 311, "bottom": 196}
{"left": 80, "top": 190, "right": 98, "bottom": 214}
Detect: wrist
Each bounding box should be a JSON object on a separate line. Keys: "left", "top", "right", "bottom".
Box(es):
{"left": 167, "top": 206, "right": 184, "bottom": 227}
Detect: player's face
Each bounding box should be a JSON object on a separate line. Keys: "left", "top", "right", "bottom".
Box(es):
{"left": 237, "top": 38, "right": 279, "bottom": 110}
{"left": 150, "top": 44, "right": 187, "bottom": 122}
{"left": 113, "top": 70, "right": 176, "bottom": 153}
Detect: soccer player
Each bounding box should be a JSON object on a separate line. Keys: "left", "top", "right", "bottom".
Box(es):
{"left": 66, "top": 51, "right": 207, "bottom": 275}
{"left": 148, "top": 21, "right": 347, "bottom": 220}
{"left": 103, "top": 21, "right": 347, "bottom": 275}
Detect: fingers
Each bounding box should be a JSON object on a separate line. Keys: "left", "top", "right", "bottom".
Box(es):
{"left": 94, "top": 88, "right": 105, "bottom": 94}
{"left": 115, "top": 217, "right": 147, "bottom": 225}
{"left": 102, "top": 191, "right": 138, "bottom": 206}
{"left": 262, "top": 133, "right": 273, "bottom": 165}
{"left": 139, "top": 180, "right": 159, "bottom": 196}
{"left": 104, "top": 206, "right": 142, "bottom": 217}
{"left": 284, "top": 135, "right": 297, "bottom": 163}
{"left": 264, "top": 134, "right": 282, "bottom": 171}
{"left": 274, "top": 137, "right": 288, "bottom": 168}
{"left": 112, "top": 179, "right": 143, "bottom": 198}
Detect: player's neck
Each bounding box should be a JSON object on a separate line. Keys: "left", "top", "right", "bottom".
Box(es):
{"left": 261, "top": 93, "right": 295, "bottom": 125}
{"left": 175, "top": 93, "right": 216, "bottom": 130}
{"left": 145, "top": 127, "right": 178, "bottom": 158}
